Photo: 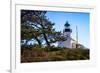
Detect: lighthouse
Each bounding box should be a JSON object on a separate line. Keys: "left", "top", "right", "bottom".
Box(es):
{"left": 58, "top": 21, "right": 72, "bottom": 48}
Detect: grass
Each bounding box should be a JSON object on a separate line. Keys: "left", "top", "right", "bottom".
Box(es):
{"left": 21, "top": 45, "right": 90, "bottom": 63}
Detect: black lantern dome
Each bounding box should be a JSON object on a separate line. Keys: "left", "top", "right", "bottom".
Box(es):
{"left": 64, "top": 21, "right": 70, "bottom": 27}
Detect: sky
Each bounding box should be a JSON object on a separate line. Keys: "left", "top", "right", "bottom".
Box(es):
{"left": 46, "top": 11, "right": 90, "bottom": 48}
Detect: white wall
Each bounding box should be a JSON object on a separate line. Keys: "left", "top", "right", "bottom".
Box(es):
{"left": 0, "top": 0, "right": 100, "bottom": 73}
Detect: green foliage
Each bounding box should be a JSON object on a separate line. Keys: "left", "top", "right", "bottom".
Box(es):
{"left": 21, "top": 10, "right": 68, "bottom": 47}
{"left": 21, "top": 45, "right": 48, "bottom": 62}
{"left": 48, "top": 50, "right": 66, "bottom": 61}
{"left": 63, "top": 48, "right": 90, "bottom": 60}
{"left": 21, "top": 46, "right": 90, "bottom": 63}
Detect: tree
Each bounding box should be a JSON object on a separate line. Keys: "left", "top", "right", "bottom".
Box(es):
{"left": 21, "top": 24, "right": 42, "bottom": 46}
{"left": 21, "top": 10, "right": 45, "bottom": 46}
{"left": 21, "top": 10, "right": 67, "bottom": 47}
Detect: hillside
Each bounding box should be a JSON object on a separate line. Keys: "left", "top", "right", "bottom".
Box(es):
{"left": 21, "top": 45, "right": 89, "bottom": 63}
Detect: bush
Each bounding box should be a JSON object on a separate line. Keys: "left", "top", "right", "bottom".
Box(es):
{"left": 21, "top": 45, "right": 49, "bottom": 62}
{"left": 64, "top": 48, "right": 89, "bottom": 60}
{"left": 21, "top": 45, "right": 90, "bottom": 63}
{"left": 48, "top": 51, "right": 66, "bottom": 61}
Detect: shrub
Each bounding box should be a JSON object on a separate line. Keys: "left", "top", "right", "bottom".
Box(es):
{"left": 21, "top": 45, "right": 90, "bottom": 63}
{"left": 64, "top": 48, "right": 89, "bottom": 60}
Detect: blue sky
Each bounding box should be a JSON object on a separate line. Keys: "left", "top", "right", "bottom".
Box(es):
{"left": 46, "top": 11, "right": 90, "bottom": 48}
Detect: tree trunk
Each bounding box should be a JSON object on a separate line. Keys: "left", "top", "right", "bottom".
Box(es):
{"left": 40, "top": 16, "right": 50, "bottom": 46}
{"left": 34, "top": 37, "right": 42, "bottom": 47}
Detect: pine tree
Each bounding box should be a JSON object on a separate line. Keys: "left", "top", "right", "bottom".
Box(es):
{"left": 21, "top": 10, "right": 66, "bottom": 47}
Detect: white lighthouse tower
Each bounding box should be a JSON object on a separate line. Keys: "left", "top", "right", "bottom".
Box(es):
{"left": 58, "top": 21, "right": 72, "bottom": 48}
